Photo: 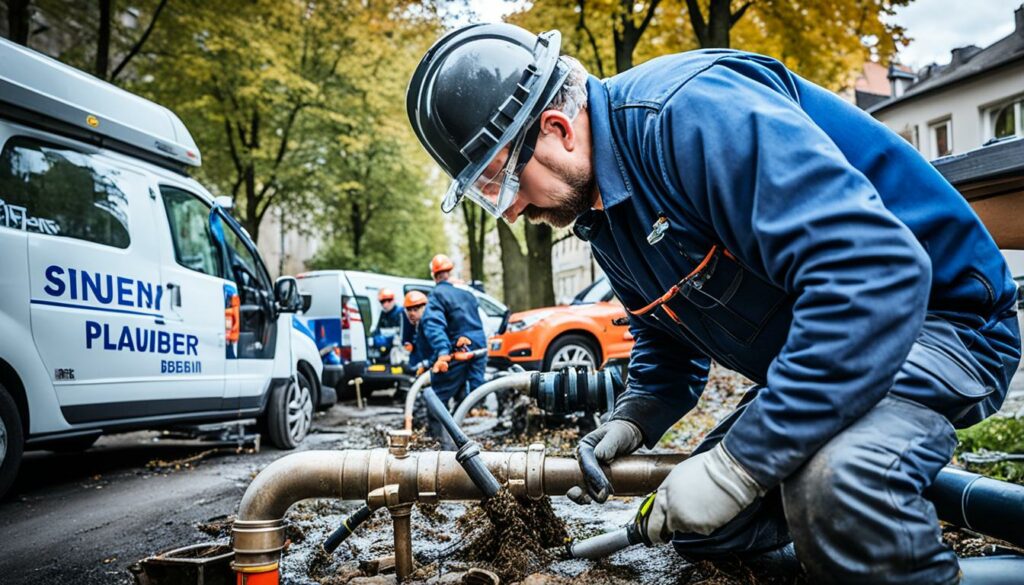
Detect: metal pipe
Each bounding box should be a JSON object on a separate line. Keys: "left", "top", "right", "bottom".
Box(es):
{"left": 927, "top": 467, "right": 1024, "bottom": 548}
{"left": 452, "top": 373, "right": 532, "bottom": 425}
{"left": 232, "top": 444, "right": 685, "bottom": 572}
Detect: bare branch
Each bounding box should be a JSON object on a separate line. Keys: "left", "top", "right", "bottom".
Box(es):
{"left": 684, "top": 0, "right": 707, "bottom": 45}
{"left": 730, "top": 0, "right": 753, "bottom": 28}
{"left": 576, "top": 0, "right": 606, "bottom": 78}
{"left": 110, "top": 0, "right": 169, "bottom": 81}
{"left": 637, "top": 0, "right": 663, "bottom": 38}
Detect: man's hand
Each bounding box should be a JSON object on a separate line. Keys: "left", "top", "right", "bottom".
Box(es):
{"left": 645, "top": 444, "right": 765, "bottom": 542}
{"left": 567, "top": 419, "right": 643, "bottom": 504}
{"left": 403, "top": 342, "right": 414, "bottom": 352}
{"left": 455, "top": 336, "right": 472, "bottom": 350}
{"left": 432, "top": 354, "right": 452, "bottom": 374}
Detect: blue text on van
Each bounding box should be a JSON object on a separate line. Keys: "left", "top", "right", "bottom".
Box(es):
{"left": 44, "top": 265, "right": 163, "bottom": 311}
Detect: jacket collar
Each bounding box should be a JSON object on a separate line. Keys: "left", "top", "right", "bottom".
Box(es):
{"left": 586, "top": 75, "right": 633, "bottom": 209}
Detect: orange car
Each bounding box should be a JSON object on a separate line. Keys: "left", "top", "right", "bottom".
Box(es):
{"left": 488, "top": 277, "right": 634, "bottom": 371}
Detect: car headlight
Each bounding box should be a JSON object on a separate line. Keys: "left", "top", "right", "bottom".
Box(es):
{"left": 508, "top": 311, "right": 553, "bottom": 332}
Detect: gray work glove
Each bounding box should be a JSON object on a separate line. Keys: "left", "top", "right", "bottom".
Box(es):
{"left": 567, "top": 419, "right": 644, "bottom": 504}
{"left": 646, "top": 443, "right": 765, "bottom": 542}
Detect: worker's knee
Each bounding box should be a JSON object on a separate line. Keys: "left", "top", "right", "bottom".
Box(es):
{"left": 781, "top": 396, "right": 959, "bottom": 585}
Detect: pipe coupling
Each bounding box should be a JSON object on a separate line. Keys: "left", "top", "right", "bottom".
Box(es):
{"left": 232, "top": 518, "right": 286, "bottom": 570}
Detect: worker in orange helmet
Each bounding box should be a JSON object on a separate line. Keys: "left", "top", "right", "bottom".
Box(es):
{"left": 401, "top": 290, "right": 430, "bottom": 369}
{"left": 419, "top": 254, "right": 487, "bottom": 448}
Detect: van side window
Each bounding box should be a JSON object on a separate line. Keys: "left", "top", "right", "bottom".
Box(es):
{"left": 0, "top": 137, "right": 130, "bottom": 248}
{"left": 160, "top": 186, "right": 222, "bottom": 276}
{"left": 221, "top": 224, "right": 272, "bottom": 297}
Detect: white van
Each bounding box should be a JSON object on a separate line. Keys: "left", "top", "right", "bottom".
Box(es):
{"left": 0, "top": 39, "right": 324, "bottom": 498}
{"left": 294, "top": 271, "right": 370, "bottom": 397}
{"left": 298, "top": 269, "right": 508, "bottom": 395}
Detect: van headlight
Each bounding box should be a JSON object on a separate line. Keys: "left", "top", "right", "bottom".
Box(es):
{"left": 508, "top": 311, "right": 553, "bottom": 332}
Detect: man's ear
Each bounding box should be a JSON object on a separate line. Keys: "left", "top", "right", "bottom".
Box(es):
{"left": 539, "top": 110, "right": 575, "bottom": 150}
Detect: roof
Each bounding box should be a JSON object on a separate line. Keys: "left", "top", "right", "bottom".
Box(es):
{"left": 932, "top": 137, "right": 1024, "bottom": 200}
{"left": 0, "top": 38, "right": 201, "bottom": 168}
{"left": 869, "top": 28, "right": 1024, "bottom": 115}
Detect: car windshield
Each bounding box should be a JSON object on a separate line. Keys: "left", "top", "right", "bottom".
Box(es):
{"left": 571, "top": 277, "right": 611, "bottom": 305}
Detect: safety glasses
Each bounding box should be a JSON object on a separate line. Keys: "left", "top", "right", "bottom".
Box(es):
{"left": 442, "top": 122, "right": 537, "bottom": 219}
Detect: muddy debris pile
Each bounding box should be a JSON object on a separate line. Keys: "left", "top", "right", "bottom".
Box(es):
{"left": 456, "top": 489, "right": 568, "bottom": 582}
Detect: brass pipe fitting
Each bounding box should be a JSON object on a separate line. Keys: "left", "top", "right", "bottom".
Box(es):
{"left": 232, "top": 446, "right": 685, "bottom": 573}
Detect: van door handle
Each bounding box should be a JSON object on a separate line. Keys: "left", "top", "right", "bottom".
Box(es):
{"left": 166, "top": 282, "right": 182, "bottom": 308}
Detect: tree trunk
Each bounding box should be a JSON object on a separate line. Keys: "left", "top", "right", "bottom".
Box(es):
{"left": 462, "top": 204, "right": 489, "bottom": 284}
{"left": 95, "top": 0, "right": 111, "bottom": 79}
{"left": 350, "top": 200, "right": 365, "bottom": 259}
{"left": 524, "top": 222, "right": 555, "bottom": 308}
{"left": 497, "top": 221, "right": 530, "bottom": 311}
{"left": 243, "top": 164, "right": 260, "bottom": 244}
{"left": 705, "top": 0, "right": 732, "bottom": 48}
{"left": 6, "top": 0, "right": 32, "bottom": 46}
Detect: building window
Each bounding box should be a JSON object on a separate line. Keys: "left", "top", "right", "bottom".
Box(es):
{"left": 897, "top": 124, "right": 919, "bottom": 151}
{"left": 930, "top": 118, "right": 953, "bottom": 159}
{"left": 986, "top": 98, "right": 1022, "bottom": 142}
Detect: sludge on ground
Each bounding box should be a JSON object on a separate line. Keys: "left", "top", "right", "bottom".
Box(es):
{"left": 235, "top": 366, "right": 1019, "bottom": 584}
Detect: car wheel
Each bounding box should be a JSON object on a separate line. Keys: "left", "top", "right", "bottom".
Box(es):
{"left": 263, "top": 372, "right": 314, "bottom": 449}
{"left": 544, "top": 334, "right": 599, "bottom": 371}
{"left": 0, "top": 383, "right": 24, "bottom": 499}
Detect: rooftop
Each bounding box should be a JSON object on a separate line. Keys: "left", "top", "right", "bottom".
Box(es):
{"left": 869, "top": 5, "right": 1024, "bottom": 115}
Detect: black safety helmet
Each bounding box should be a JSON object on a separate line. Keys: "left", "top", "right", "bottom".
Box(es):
{"left": 406, "top": 23, "right": 570, "bottom": 217}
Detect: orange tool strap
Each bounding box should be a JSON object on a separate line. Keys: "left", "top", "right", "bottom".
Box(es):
{"left": 627, "top": 245, "right": 718, "bottom": 317}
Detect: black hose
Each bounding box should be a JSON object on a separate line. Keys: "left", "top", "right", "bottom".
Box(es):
{"left": 322, "top": 504, "right": 375, "bottom": 554}
{"left": 421, "top": 386, "right": 501, "bottom": 497}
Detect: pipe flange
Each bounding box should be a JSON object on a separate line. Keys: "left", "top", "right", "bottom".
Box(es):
{"left": 416, "top": 451, "right": 440, "bottom": 505}
{"left": 526, "top": 443, "right": 545, "bottom": 500}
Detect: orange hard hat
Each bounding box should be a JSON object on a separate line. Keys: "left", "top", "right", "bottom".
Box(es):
{"left": 404, "top": 290, "right": 428, "bottom": 308}
{"left": 430, "top": 254, "right": 454, "bottom": 275}
{"left": 378, "top": 288, "right": 395, "bottom": 302}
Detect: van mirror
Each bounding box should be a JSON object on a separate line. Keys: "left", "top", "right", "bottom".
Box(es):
{"left": 301, "top": 293, "right": 312, "bottom": 314}
{"left": 274, "top": 276, "right": 303, "bottom": 313}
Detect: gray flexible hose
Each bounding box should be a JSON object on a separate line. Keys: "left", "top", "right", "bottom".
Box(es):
{"left": 451, "top": 373, "right": 533, "bottom": 424}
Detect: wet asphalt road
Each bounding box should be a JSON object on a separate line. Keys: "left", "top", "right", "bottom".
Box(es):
{"left": 0, "top": 402, "right": 403, "bottom": 585}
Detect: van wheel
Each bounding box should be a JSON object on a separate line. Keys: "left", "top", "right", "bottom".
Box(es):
{"left": 543, "top": 334, "right": 599, "bottom": 372}
{"left": 0, "top": 383, "right": 25, "bottom": 499}
{"left": 263, "top": 372, "right": 314, "bottom": 450}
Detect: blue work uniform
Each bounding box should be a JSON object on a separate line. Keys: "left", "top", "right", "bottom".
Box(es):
{"left": 402, "top": 311, "right": 430, "bottom": 370}
{"left": 370, "top": 305, "right": 404, "bottom": 362}
{"left": 376, "top": 305, "right": 404, "bottom": 332}
{"left": 420, "top": 281, "right": 487, "bottom": 403}
{"left": 578, "top": 50, "right": 1020, "bottom": 583}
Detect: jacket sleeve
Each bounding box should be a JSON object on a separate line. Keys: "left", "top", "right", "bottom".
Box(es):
{"left": 420, "top": 293, "right": 452, "bottom": 359}
{"left": 613, "top": 311, "right": 711, "bottom": 448}
{"left": 656, "top": 57, "right": 932, "bottom": 489}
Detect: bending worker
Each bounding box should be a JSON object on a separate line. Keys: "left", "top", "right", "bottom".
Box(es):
{"left": 421, "top": 254, "right": 487, "bottom": 413}
{"left": 406, "top": 24, "right": 1021, "bottom": 584}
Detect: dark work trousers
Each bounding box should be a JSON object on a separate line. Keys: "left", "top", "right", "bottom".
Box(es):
{"left": 426, "top": 357, "right": 488, "bottom": 451}
{"left": 670, "top": 312, "right": 1020, "bottom": 585}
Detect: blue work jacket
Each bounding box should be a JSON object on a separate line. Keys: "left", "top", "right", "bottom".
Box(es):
{"left": 577, "top": 50, "right": 1018, "bottom": 489}
{"left": 402, "top": 312, "right": 430, "bottom": 368}
{"left": 421, "top": 281, "right": 487, "bottom": 360}
{"left": 376, "top": 305, "right": 404, "bottom": 334}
